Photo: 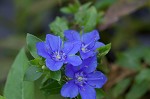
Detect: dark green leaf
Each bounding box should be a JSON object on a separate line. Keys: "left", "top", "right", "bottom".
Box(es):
{"left": 95, "top": 0, "right": 116, "bottom": 10}
{"left": 143, "top": 47, "right": 150, "bottom": 65}
{"left": 135, "top": 69, "right": 150, "bottom": 84}
{"left": 26, "top": 33, "right": 42, "bottom": 58}
{"left": 40, "top": 79, "right": 63, "bottom": 95}
{"left": 35, "top": 78, "right": 63, "bottom": 99}
{"left": 97, "top": 43, "right": 111, "bottom": 57}
{"left": 116, "top": 46, "right": 148, "bottom": 71}
{"left": 112, "top": 78, "right": 131, "bottom": 98}
{"left": 4, "top": 48, "right": 34, "bottom": 99}
{"left": 49, "top": 70, "right": 61, "bottom": 81}
{"left": 117, "top": 53, "right": 141, "bottom": 71}
{"left": 126, "top": 81, "right": 149, "bottom": 99}
{"left": 24, "top": 66, "right": 43, "bottom": 81}
{"left": 49, "top": 17, "right": 68, "bottom": 38}
{"left": 96, "top": 89, "right": 106, "bottom": 99}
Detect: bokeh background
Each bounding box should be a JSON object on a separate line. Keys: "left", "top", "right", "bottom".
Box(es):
{"left": 0, "top": 0, "right": 150, "bottom": 99}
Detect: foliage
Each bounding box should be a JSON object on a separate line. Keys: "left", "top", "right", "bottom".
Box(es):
{"left": 0, "top": 96, "right": 6, "bottom": 99}
{"left": 4, "top": 48, "right": 34, "bottom": 99}
{"left": 1, "top": 0, "right": 150, "bottom": 99}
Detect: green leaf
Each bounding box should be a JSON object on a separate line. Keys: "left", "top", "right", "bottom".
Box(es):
{"left": 0, "top": 96, "right": 6, "bottom": 99}
{"left": 117, "top": 53, "right": 141, "bottom": 71}
{"left": 61, "top": 7, "right": 73, "bottom": 14}
{"left": 49, "top": 17, "right": 68, "bottom": 38}
{"left": 26, "top": 33, "right": 42, "bottom": 58}
{"left": 126, "top": 68, "right": 150, "bottom": 99}
{"left": 96, "top": 89, "right": 106, "bottom": 99}
{"left": 83, "top": 6, "right": 98, "bottom": 32}
{"left": 34, "top": 78, "right": 63, "bottom": 99}
{"left": 40, "top": 79, "right": 63, "bottom": 95}
{"left": 24, "top": 66, "right": 43, "bottom": 81}
{"left": 112, "top": 78, "right": 131, "bottom": 98}
{"left": 49, "top": 70, "right": 61, "bottom": 81}
{"left": 60, "top": 1, "right": 80, "bottom": 14}
{"left": 75, "top": 6, "right": 98, "bottom": 32}
{"left": 135, "top": 69, "right": 150, "bottom": 84}
{"left": 29, "top": 57, "right": 44, "bottom": 67}
{"left": 97, "top": 43, "right": 111, "bottom": 57}
{"left": 4, "top": 48, "right": 34, "bottom": 99}
{"left": 126, "top": 81, "right": 149, "bottom": 99}
{"left": 95, "top": 0, "right": 116, "bottom": 10}
{"left": 116, "top": 46, "right": 147, "bottom": 71}
{"left": 79, "top": 2, "right": 92, "bottom": 11}
{"left": 143, "top": 47, "right": 150, "bottom": 65}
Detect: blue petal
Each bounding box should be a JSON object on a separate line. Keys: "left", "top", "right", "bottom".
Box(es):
{"left": 46, "top": 34, "right": 62, "bottom": 51}
{"left": 64, "top": 30, "right": 80, "bottom": 41}
{"left": 79, "top": 84, "right": 96, "bottom": 99}
{"left": 63, "top": 41, "right": 81, "bottom": 55}
{"left": 65, "top": 64, "right": 82, "bottom": 78}
{"left": 65, "top": 64, "right": 75, "bottom": 78}
{"left": 81, "top": 30, "right": 100, "bottom": 44}
{"left": 67, "top": 55, "right": 82, "bottom": 66}
{"left": 87, "top": 71, "right": 107, "bottom": 88}
{"left": 61, "top": 80, "right": 79, "bottom": 98}
{"left": 80, "top": 56, "right": 97, "bottom": 73}
{"left": 91, "top": 42, "right": 105, "bottom": 50}
{"left": 36, "top": 42, "right": 50, "bottom": 58}
{"left": 80, "top": 51, "right": 95, "bottom": 59}
{"left": 46, "top": 59, "right": 63, "bottom": 71}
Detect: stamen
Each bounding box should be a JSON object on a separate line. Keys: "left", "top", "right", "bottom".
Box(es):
{"left": 75, "top": 72, "right": 87, "bottom": 86}
{"left": 51, "top": 51, "right": 66, "bottom": 61}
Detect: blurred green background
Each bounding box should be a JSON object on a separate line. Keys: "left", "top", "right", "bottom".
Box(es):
{"left": 0, "top": 0, "right": 150, "bottom": 99}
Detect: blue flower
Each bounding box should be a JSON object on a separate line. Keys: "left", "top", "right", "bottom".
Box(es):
{"left": 36, "top": 34, "right": 82, "bottom": 71}
{"left": 64, "top": 30, "right": 105, "bottom": 59}
{"left": 61, "top": 56, "right": 107, "bottom": 99}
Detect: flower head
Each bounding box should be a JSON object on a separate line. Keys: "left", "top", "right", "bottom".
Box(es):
{"left": 64, "top": 30, "right": 105, "bottom": 59}
{"left": 36, "top": 34, "right": 82, "bottom": 71}
{"left": 61, "top": 56, "right": 107, "bottom": 99}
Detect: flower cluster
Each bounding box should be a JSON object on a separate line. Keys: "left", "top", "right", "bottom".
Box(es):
{"left": 36, "top": 30, "right": 107, "bottom": 99}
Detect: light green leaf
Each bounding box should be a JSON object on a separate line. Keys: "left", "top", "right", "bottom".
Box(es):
{"left": 112, "top": 78, "right": 131, "bottom": 98}
{"left": 24, "top": 66, "right": 43, "bottom": 81}
{"left": 83, "top": 6, "right": 98, "bottom": 32}
{"left": 75, "top": 6, "right": 98, "bottom": 32}
{"left": 49, "top": 17, "right": 68, "bottom": 38}
{"left": 4, "top": 48, "right": 34, "bottom": 99}
{"left": 60, "top": 1, "right": 80, "bottom": 14}
{"left": 98, "top": 43, "right": 111, "bottom": 57}
{"left": 0, "top": 96, "right": 6, "bottom": 99}
{"left": 79, "top": 2, "right": 92, "bottom": 11}
{"left": 26, "top": 33, "right": 42, "bottom": 58}
{"left": 29, "top": 57, "right": 44, "bottom": 67}
{"left": 61, "top": 7, "right": 73, "bottom": 14}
